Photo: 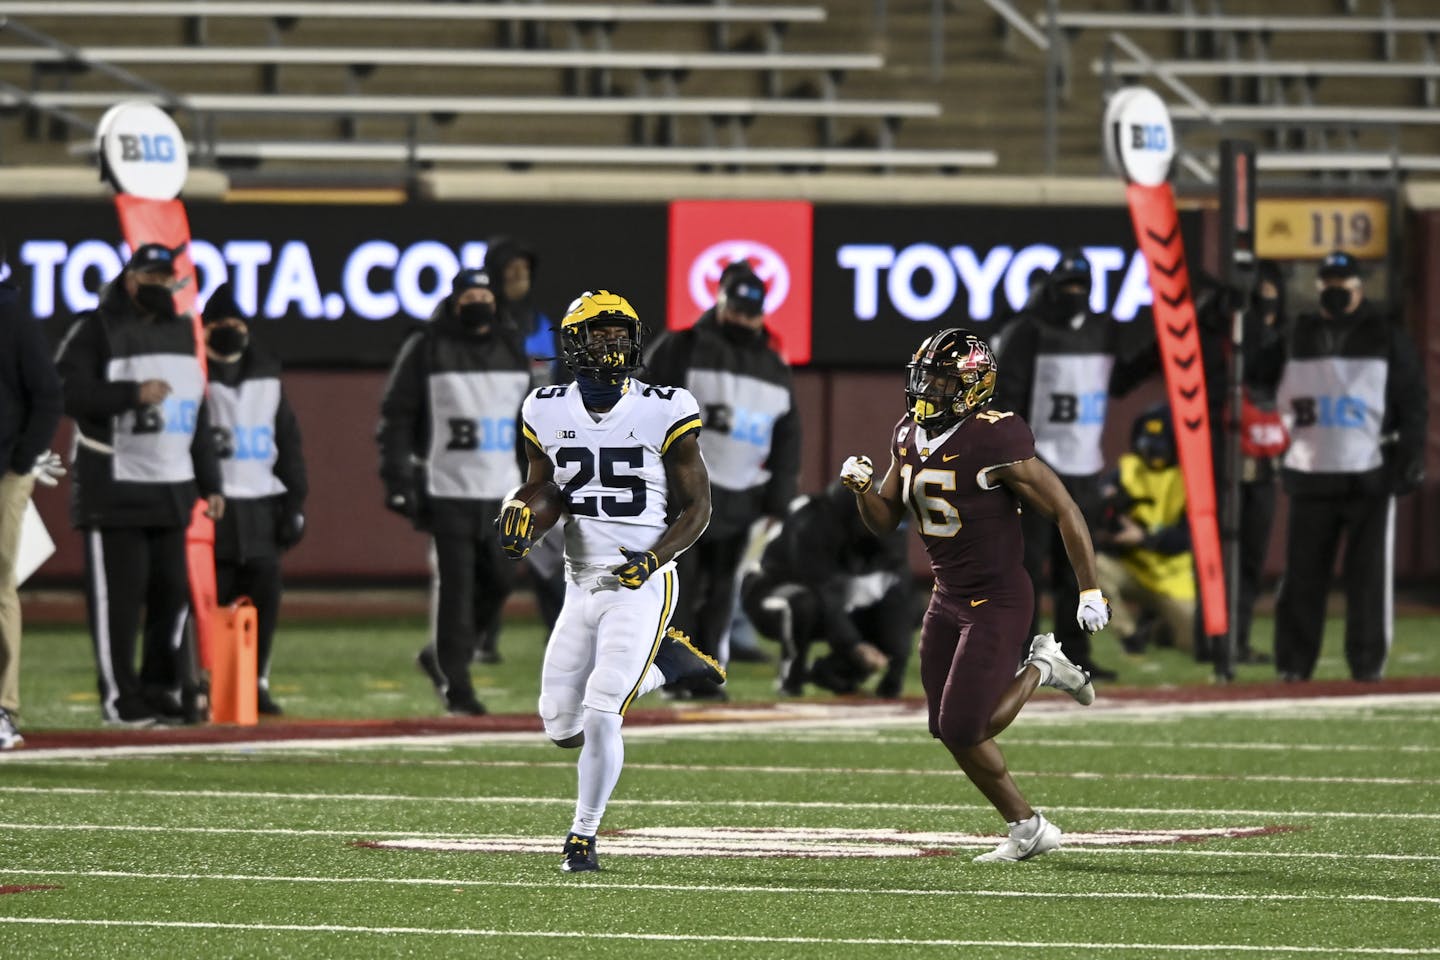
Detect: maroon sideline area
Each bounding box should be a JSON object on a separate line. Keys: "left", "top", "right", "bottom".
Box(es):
{"left": 18, "top": 677, "right": 1440, "bottom": 751}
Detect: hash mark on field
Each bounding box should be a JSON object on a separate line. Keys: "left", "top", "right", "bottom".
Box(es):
{"left": 1, "top": 917, "right": 1436, "bottom": 954}
{"left": 4, "top": 868, "right": 1439, "bottom": 905}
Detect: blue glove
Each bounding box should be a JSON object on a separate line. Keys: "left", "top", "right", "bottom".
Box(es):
{"left": 612, "top": 548, "right": 660, "bottom": 590}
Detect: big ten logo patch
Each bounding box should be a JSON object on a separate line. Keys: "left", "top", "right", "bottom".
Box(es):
{"left": 446, "top": 417, "right": 516, "bottom": 452}
{"left": 705, "top": 403, "right": 773, "bottom": 446}
{"left": 213, "top": 425, "right": 275, "bottom": 460}
{"left": 1291, "top": 395, "right": 1367, "bottom": 429}
{"left": 1048, "top": 391, "right": 1107, "bottom": 426}
{"left": 1129, "top": 123, "right": 1169, "bottom": 152}
{"left": 118, "top": 133, "right": 178, "bottom": 163}
{"left": 135, "top": 397, "right": 198, "bottom": 435}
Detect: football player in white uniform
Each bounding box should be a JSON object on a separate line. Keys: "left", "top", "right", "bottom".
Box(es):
{"left": 498, "top": 290, "right": 715, "bottom": 873}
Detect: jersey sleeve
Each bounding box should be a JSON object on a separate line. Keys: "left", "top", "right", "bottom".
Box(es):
{"left": 519, "top": 390, "right": 543, "bottom": 453}
{"left": 661, "top": 387, "right": 703, "bottom": 456}
{"left": 985, "top": 411, "right": 1037, "bottom": 465}
{"left": 890, "top": 415, "right": 913, "bottom": 461}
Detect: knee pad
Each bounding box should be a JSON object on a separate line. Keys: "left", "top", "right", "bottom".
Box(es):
{"left": 581, "top": 666, "right": 632, "bottom": 715}
{"left": 538, "top": 692, "right": 582, "bottom": 744}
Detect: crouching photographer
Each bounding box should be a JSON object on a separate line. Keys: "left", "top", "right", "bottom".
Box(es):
{"left": 740, "top": 482, "right": 914, "bottom": 697}
{"left": 1094, "top": 406, "right": 1196, "bottom": 657}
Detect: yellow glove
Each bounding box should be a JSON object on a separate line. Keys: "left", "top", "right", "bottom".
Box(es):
{"left": 496, "top": 499, "right": 536, "bottom": 559}
{"left": 612, "top": 548, "right": 660, "bottom": 590}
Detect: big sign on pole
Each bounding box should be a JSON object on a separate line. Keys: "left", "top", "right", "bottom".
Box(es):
{"left": 1104, "top": 87, "right": 1228, "bottom": 638}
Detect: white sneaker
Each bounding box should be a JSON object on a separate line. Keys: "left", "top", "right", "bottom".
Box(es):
{"left": 1025, "top": 633, "right": 1095, "bottom": 706}
{"left": 0, "top": 708, "right": 23, "bottom": 750}
{"left": 973, "top": 813, "right": 1062, "bottom": 863}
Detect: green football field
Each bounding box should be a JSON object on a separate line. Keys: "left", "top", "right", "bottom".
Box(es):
{"left": 2, "top": 614, "right": 1439, "bottom": 958}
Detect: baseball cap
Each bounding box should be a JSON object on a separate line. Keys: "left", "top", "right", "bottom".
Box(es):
{"left": 125, "top": 242, "right": 181, "bottom": 275}
{"left": 720, "top": 267, "right": 766, "bottom": 316}
{"left": 451, "top": 268, "right": 492, "bottom": 295}
{"left": 1318, "top": 250, "right": 1360, "bottom": 280}
{"left": 1050, "top": 249, "right": 1092, "bottom": 287}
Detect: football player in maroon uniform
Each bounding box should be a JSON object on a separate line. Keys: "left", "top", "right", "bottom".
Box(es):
{"left": 840, "top": 327, "right": 1111, "bottom": 862}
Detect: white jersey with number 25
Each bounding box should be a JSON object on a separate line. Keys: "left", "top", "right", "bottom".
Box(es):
{"left": 521, "top": 378, "right": 702, "bottom": 574}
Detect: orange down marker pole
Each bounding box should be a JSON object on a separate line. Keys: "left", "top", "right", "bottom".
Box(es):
{"left": 1124, "top": 183, "right": 1228, "bottom": 637}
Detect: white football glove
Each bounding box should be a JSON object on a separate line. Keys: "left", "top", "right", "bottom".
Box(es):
{"left": 30, "top": 450, "right": 65, "bottom": 487}
{"left": 1076, "top": 588, "right": 1111, "bottom": 634}
{"left": 840, "top": 455, "right": 874, "bottom": 494}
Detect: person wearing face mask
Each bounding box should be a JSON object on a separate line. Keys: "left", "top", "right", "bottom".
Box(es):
{"left": 202, "top": 284, "right": 307, "bottom": 715}
{"left": 54, "top": 243, "right": 224, "bottom": 726}
{"left": 994, "top": 249, "right": 1159, "bottom": 682}
{"left": 1270, "top": 251, "right": 1427, "bottom": 682}
{"left": 643, "top": 262, "right": 802, "bottom": 698}
{"left": 377, "top": 269, "right": 530, "bottom": 715}
{"left": 482, "top": 237, "right": 565, "bottom": 648}
{"left": 1190, "top": 262, "right": 1289, "bottom": 669}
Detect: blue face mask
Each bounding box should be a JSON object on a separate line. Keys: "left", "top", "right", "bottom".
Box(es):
{"left": 576, "top": 376, "right": 625, "bottom": 410}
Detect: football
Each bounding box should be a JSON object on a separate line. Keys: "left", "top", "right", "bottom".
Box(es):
{"left": 506, "top": 479, "right": 566, "bottom": 536}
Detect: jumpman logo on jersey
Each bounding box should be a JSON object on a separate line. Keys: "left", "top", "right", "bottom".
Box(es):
{"left": 626, "top": 429, "right": 639, "bottom": 441}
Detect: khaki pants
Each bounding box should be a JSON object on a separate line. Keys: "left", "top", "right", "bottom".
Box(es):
{"left": 1095, "top": 552, "right": 1195, "bottom": 653}
{"left": 0, "top": 470, "right": 36, "bottom": 713}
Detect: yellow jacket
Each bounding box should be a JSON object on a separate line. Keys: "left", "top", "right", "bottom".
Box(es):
{"left": 1116, "top": 452, "right": 1194, "bottom": 600}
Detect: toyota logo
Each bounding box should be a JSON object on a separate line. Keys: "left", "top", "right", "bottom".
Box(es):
{"left": 688, "top": 239, "right": 790, "bottom": 314}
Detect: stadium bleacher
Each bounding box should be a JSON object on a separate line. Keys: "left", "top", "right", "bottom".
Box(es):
{"left": 0, "top": 1, "right": 1002, "bottom": 175}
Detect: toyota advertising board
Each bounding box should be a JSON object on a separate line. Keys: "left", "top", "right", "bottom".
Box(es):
{"left": 666, "top": 200, "right": 814, "bottom": 365}
{"left": 1, "top": 200, "right": 667, "bottom": 367}
{"left": 810, "top": 204, "right": 1202, "bottom": 366}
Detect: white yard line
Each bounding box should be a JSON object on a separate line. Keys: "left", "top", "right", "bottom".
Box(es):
{"left": 110, "top": 754, "right": 1432, "bottom": 787}
{"left": 3, "top": 867, "right": 1438, "bottom": 904}
{"left": 0, "top": 917, "right": 1435, "bottom": 954}
{"left": 0, "top": 784, "right": 1435, "bottom": 820}
{"left": 4, "top": 692, "right": 1440, "bottom": 763}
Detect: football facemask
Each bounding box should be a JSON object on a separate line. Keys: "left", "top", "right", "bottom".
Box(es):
{"left": 560, "top": 290, "right": 644, "bottom": 384}
{"left": 905, "top": 328, "right": 997, "bottom": 432}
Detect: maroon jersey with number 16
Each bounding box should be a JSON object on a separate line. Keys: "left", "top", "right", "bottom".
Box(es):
{"left": 890, "top": 409, "right": 1037, "bottom": 598}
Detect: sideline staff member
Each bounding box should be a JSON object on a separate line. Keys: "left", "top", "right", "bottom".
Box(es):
{"left": 1271, "top": 251, "right": 1427, "bottom": 682}
{"left": 203, "top": 284, "right": 308, "bottom": 715}
{"left": 378, "top": 269, "right": 530, "bottom": 716}
{"left": 645, "top": 264, "right": 801, "bottom": 692}
{"left": 55, "top": 243, "right": 223, "bottom": 726}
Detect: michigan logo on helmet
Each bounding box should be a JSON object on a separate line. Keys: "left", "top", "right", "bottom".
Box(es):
{"left": 905, "top": 328, "right": 997, "bottom": 432}
{"left": 560, "top": 290, "right": 644, "bottom": 384}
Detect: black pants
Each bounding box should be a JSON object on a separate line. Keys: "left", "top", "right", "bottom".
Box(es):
{"left": 1274, "top": 492, "right": 1393, "bottom": 681}
{"left": 673, "top": 524, "right": 751, "bottom": 665}
{"left": 1234, "top": 480, "right": 1277, "bottom": 656}
{"left": 742, "top": 574, "right": 913, "bottom": 694}
{"left": 82, "top": 525, "right": 188, "bottom": 721}
{"left": 216, "top": 555, "right": 281, "bottom": 684}
{"left": 1021, "top": 472, "right": 1102, "bottom": 669}
{"left": 429, "top": 506, "right": 515, "bottom": 702}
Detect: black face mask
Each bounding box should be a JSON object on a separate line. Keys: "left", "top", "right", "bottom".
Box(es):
{"left": 720, "top": 320, "right": 764, "bottom": 345}
{"left": 458, "top": 302, "right": 496, "bottom": 331}
{"left": 134, "top": 284, "right": 176, "bottom": 320}
{"left": 1319, "top": 287, "right": 1353, "bottom": 319}
{"left": 208, "top": 325, "right": 248, "bottom": 357}
{"left": 1053, "top": 290, "right": 1089, "bottom": 319}
{"left": 1254, "top": 295, "right": 1280, "bottom": 317}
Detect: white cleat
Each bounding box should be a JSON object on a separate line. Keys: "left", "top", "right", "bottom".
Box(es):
{"left": 1025, "top": 633, "right": 1095, "bottom": 706}
{"left": 973, "top": 814, "right": 1063, "bottom": 863}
